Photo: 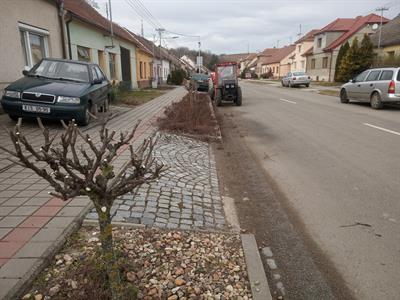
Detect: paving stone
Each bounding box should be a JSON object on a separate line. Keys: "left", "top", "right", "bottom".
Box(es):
{"left": 0, "top": 216, "right": 27, "bottom": 228}
{"left": 44, "top": 216, "right": 75, "bottom": 228}
{"left": 31, "top": 228, "right": 66, "bottom": 242}
{"left": 0, "top": 206, "right": 17, "bottom": 217}
{"left": 0, "top": 258, "right": 39, "bottom": 278}
{"left": 14, "top": 241, "right": 53, "bottom": 258}
{"left": 141, "top": 218, "right": 154, "bottom": 225}
{"left": 0, "top": 278, "right": 19, "bottom": 299}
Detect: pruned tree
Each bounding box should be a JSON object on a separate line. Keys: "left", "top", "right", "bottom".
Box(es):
{"left": 334, "top": 41, "right": 350, "bottom": 82}
{"left": 0, "top": 117, "right": 164, "bottom": 299}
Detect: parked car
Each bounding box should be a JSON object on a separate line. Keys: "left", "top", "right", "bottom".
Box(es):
{"left": 340, "top": 67, "right": 400, "bottom": 109}
{"left": 191, "top": 73, "right": 210, "bottom": 92}
{"left": 282, "top": 72, "right": 311, "bottom": 87}
{"left": 1, "top": 58, "right": 110, "bottom": 125}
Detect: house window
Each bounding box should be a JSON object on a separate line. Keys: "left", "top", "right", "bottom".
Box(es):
{"left": 77, "top": 46, "right": 91, "bottom": 62}
{"left": 276, "top": 66, "right": 279, "bottom": 74}
{"left": 293, "top": 62, "right": 297, "bottom": 69}
{"left": 322, "top": 57, "right": 328, "bottom": 68}
{"left": 144, "top": 62, "right": 147, "bottom": 78}
{"left": 140, "top": 61, "right": 143, "bottom": 79}
{"left": 298, "top": 45, "right": 301, "bottom": 52}
{"left": 301, "top": 60, "right": 305, "bottom": 69}
{"left": 109, "top": 53, "right": 116, "bottom": 79}
{"left": 311, "top": 59, "right": 316, "bottom": 69}
{"left": 19, "top": 23, "right": 49, "bottom": 67}
{"left": 387, "top": 51, "right": 395, "bottom": 58}
{"left": 317, "top": 38, "right": 322, "bottom": 48}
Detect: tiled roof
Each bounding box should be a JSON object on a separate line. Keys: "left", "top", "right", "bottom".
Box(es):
{"left": 64, "top": 0, "right": 147, "bottom": 52}
{"left": 315, "top": 18, "right": 355, "bottom": 34}
{"left": 294, "top": 29, "right": 319, "bottom": 44}
{"left": 370, "top": 14, "right": 400, "bottom": 47}
{"left": 322, "top": 13, "right": 389, "bottom": 51}
{"left": 260, "top": 45, "right": 296, "bottom": 65}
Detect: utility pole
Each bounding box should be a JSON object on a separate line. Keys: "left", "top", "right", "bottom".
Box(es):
{"left": 297, "top": 24, "right": 302, "bottom": 39}
{"left": 141, "top": 19, "right": 144, "bottom": 37}
{"left": 376, "top": 7, "right": 389, "bottom": 48}
{"left": 247, "top": 43, "right": 250, "bottom": 54}
{"left": 155, "top": 28, "right": 165, "bottom": 84}
{"left": 198, "top": 38, "right": 201, "bottom": 73}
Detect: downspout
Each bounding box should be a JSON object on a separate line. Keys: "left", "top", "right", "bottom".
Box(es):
{"left": 328, "top": 51, "right": 333, "bottom": 82}
{"left": 66, "top": 17, "right": 72, "bottom": 59}
{"left": 57, "top": 0, "right": 67, "bottom": 58}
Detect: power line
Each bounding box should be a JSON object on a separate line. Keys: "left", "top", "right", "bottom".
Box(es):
{"left": 133, "top": 0, "right": 163, "bottom": 28}
{"left": 124, "top": 0, "right": 159, "bottom": 29}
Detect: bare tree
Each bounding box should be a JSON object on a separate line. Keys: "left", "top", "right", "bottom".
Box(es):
{"left": 0, "top": 117, "right": 164, "bottom": 299}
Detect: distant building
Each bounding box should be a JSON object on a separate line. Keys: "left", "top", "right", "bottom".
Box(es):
{"left": 290, "top": 30, "right": 319, "bottom": 73}
{"left": 305, "top": 13, "right": 388, "bottom": 81}
{"left": 370, "top": 14, "right": 400, "bottom": 59}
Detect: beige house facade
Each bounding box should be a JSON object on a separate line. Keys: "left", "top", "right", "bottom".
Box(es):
{"left": 305, "top": 14, "right": 388, "bottom": 82}
{"left": 290, "top": 30, "right": 318, "bottom": 73}
{"left": 0, "top": 0, "right": 64, "bottom": 91}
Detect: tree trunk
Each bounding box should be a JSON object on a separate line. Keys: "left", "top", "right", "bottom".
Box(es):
{"left": 95, "top": 204, "right": 122, "bottom": 300}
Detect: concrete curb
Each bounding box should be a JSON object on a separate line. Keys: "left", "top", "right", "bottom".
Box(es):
{"left": 4, "top": 202, "right": 94, "bottom": 300}
{"left": 241, "top": 234, "right": 273, "bottom": 300}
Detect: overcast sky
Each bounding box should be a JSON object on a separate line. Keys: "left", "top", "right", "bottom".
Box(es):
{"left": 95, "top": 0, "right": 399, "bottom": 54}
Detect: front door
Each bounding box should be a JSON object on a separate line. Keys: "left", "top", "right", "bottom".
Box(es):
{"left": 120, "top": 46, "right": 131, "bottom": 89}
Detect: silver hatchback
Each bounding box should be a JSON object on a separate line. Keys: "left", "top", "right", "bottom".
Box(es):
{"left": 340, "top": 67, "right": 400, "bottom": 109}
{"left": 282, "top": 71, "right": 311, "bottom": 87}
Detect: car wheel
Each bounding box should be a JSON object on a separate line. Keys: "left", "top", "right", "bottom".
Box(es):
{"left": 370, "top": 92, "right": 383, "bottom": 109}
{"left": 78, "top": 104, "right": 91, "bottom": 126}
{"left": 281, "top": 81, "right": 285, "bottom": 87}
{"left": 102, "top": 96, "right": 110, "bottom": 113}
{"left": 340, "top": 89, "right": 349, "bottom": 103}
{"left": 216, "top": 89, "right": 222, "bottom": 107}
{"left": 236, "top": 87, "right": 242, "bottom": 106}
{"left": 305, "top": 83, "right": 310, "bottom": 88}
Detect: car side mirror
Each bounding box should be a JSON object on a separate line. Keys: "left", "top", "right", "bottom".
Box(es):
{"left": 22, "top": 70, "right": 29, "bottom": 76}
{"left": 350, "top": 79, "right": 356, "bottom": 83}
{"left": 93, "top": 78, "right": 102, "bottom": 84}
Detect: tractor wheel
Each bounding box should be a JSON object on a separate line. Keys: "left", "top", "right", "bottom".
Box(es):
{"left": 216, "top": 89, "right": 222, "bottom": 106}
{"left": 236, "top": 87, "right": 242, "bottom": 106}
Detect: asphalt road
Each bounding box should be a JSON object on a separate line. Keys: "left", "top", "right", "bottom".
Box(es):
{"left": 230, "top": 81, "right": 400, "bottom": 299}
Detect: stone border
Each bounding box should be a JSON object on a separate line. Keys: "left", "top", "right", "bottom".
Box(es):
{"left": 4, "top": 202, "right": 93, "bottom": 300}
{"left": 241, "top": 234, "right": 273, "bottom": 300}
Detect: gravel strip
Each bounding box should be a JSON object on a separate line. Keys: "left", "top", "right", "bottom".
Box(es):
{"left": 23, "top": 226, "right": 252, "bottom": 300}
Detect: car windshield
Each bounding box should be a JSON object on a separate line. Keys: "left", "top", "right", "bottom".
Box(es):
{"left": 30, "top": 60, "right": 89, "bottom": 82}
{"left": 192, "top": 74, "right": 209, "bottom": 81}
{"left": 293, "top": 72, "right": 306, "bottom": 76}
{"left": 217, "top": 65, "right": 236, "bottom": 80}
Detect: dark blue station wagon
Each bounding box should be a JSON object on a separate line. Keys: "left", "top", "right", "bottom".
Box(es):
{"left": 1, "top": 58, "right": 111, "bottom": 125}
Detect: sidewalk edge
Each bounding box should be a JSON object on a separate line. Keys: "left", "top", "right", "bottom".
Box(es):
{"left": 4, "top": 202, "right": 94, "bottom": 300}
{"left": 241, "top": 233, "right": 273, "bottom": 300}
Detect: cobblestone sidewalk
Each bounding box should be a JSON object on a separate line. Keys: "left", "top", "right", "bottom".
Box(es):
{"left": 87, "top": 133, "right": 226, "bottom": 230}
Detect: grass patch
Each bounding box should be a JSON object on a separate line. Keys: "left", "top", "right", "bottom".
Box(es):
{"left": 114, "top": 89, "right": 166, "bottom": 106}
{"left": 318, "top": 89, "right": 340, "bottom": 97}
{"left": 313, "top": 81, "right": 342, "bottom": 87}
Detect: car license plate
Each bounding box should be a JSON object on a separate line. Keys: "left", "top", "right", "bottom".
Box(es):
{"left": 22, "top": 105, "right": 50, "bottom": 114}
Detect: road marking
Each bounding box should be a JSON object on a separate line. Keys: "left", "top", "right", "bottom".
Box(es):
{"left": 363, "top": 123, "right": 400, "bottom": 136}
{"left": 279, "top": 98, "right": 297, "bottom": 104}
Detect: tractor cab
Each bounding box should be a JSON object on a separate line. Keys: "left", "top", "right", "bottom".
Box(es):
{"left": 214, "top": 62, "right": 242, "bottom": 106}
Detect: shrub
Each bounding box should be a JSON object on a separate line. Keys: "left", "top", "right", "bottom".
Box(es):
{"left": 168, "top": 69, "right": 187, "bottom": 85}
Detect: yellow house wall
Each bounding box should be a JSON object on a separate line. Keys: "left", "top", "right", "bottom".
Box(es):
{"left": 136, "top": 50, "right": 153, "bottom": 88}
